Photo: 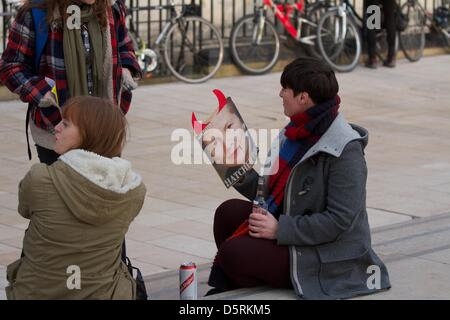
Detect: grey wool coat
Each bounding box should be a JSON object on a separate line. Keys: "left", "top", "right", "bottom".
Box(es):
{"left": 233, "top": 113, "right": 391, "bottom": 299}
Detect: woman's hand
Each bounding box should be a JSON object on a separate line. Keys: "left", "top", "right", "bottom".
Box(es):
{"left": 39, "top": 90, "right": 57, "bottom": 108}
{"left": 122, "top": 68, "right": 138, "bottom": 91}
{"left": 248, "top": 209, "right": 278, "bottom": 240}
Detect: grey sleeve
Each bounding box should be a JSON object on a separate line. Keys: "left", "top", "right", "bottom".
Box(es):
{"left": 277, "top": 141, "right": 367, "bottom": 246}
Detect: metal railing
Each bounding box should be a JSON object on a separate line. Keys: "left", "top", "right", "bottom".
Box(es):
{"left": 0, "top": 0, "right": 445, "bottom": 55}
{"left": 125, "top": 0, "right": 443, "bottom": 47}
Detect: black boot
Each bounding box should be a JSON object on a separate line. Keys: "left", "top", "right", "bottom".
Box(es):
{"left": 205, "top": 265, "right": 233, "bottom": 296}
{"left": 365, "top": 56, "right": 378, "bottom": 69}
{"left": 383, "top": 57, "right": 396, "bottom": 68}
{"left": 384, "top": 49, "right": 397, "bottom": 68}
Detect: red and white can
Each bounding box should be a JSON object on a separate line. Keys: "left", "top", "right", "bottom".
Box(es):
{"left": 179, "top": 262, "right": 197, "bottom": 300}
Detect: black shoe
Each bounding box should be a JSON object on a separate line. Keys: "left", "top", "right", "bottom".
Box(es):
{"left": 383, "top": 59, "right": 396, "bottom": 68}
{"left": 204, "top": 287, "right": 227, "bottom": 297}
{"left": 208, "top": 265, "right": 233, "bottom": 291}
{"left": 365, "top": 58, "right": 378, "bottom": 69}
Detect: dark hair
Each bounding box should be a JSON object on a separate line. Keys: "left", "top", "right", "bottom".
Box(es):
{"left": 62, "top": 96, "right": 128, "bottom": 158}
{"left": 280, "top": 57, "right": 339, "bottom": 104}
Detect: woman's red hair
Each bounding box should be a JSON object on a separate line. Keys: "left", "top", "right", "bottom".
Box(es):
{"left": 62, "top": 96, "right": 127, "bottom": 158}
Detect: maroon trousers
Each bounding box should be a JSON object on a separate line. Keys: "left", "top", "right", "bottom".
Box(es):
{"left": 211, "top": 199, "right": 292, "bottom": 289}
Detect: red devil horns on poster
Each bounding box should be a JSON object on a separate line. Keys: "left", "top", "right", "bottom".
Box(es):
{"left": 191, "top": 89, "right": 227, "bottom": 135}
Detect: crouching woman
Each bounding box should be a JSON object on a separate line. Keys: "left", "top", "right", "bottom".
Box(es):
{"left": 6, "top": 96, "right": 146, "bottom": 299}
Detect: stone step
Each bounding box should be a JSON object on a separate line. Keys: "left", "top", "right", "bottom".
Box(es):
{"left": 144, "top": 211, "right": 450, "bottom": 300}
{"left": 144, "top": 262, "right": 213, "bottom": 300}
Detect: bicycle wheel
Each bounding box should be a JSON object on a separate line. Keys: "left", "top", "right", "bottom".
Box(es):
{"left": 317, "top": 10, "right": 362, "bottom": 72}
{"left": 164, "top": 16, "right": 224, "bottom": 84}
{"left": 229, "top": 14, "right": 280, "bottom": 75}
{"left": 399, "top": 1, "right": 426, "bottom": 62}
{"left": 375, "top": 29, "right": 399, "bottom": 63}
{"left": 302, "top": 3, "right": 329, "bottom": 59}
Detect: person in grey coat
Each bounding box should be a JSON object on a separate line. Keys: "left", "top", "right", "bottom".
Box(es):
{"left": 207, "top": 57, "right": 391, "bottom": 299}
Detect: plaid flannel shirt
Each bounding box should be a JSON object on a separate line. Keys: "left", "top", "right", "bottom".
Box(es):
{"left": 0, "top": 0, "right": 142, "bottom": 132}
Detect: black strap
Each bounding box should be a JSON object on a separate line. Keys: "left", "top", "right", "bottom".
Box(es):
{"left": 25, "top": 104, "right": 33, "bottom": 160}
{"left": 121, "top": 239, "right": 127, "bottom": 263}
{"left": 121, "top": 239, "right": 148, "bottom": 300}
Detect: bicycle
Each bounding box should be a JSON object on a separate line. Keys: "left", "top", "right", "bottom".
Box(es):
{"left": 229, "top": 0, "right": 361, "bottom": 74}
{"left": 314, "top": 0, "right": 363, "bottom": 72}
{"left": 126, "top": 0, "right": 224, "bottom": 83}
{"left": 399, "top": 0, "right": 450, "bottom": 62}
{"left": 229, "top": 0, "right": 335, "bottom": 75}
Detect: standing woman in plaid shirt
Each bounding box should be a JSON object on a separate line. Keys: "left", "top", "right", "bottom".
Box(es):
{"left": 0, "top": 0, "right": 142, "bottom": 164}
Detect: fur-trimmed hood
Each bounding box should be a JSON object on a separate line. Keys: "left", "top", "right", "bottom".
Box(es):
{"left": 59, "top": 149, "right": 142, "bottom": 194}
{"left": 47, "top": 149, "right": 146, "bottom": 225}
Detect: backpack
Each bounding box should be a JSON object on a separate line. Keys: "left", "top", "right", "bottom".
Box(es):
{"left": 31, "top": 0, "right": 47, "bottom": 72}
{"left": 23, "top": 1, "right": 47, "bottom": 161}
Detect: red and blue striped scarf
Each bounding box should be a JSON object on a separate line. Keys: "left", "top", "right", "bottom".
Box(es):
{"left": 266, "top": 95, "right": 341, "bottom": 217}
{"left": 226, "top": 95, "right": 340, "bottom": 241}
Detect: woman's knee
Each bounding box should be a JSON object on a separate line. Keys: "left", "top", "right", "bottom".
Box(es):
{"left": 214, "top": 199, "right": 250, "bottom": 227}
{"left": 213, "top": 199, "right": 252, "bottom": 248}
{"left": 214, "top": 199, "right": 236, "bottom": 220}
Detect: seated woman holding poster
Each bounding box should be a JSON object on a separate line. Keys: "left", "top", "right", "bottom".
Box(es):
{"left": 205, "top": 57, "right": 391, "bottom": 299}
{"left": 6, "top": 96, "right": 146, "bottom": 300}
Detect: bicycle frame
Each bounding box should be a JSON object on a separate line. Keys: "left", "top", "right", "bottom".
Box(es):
{"left": 128, "top": 0, "right": 187, "bottom": 73}
{"left": 309, "top": 0, "right": 353, "bottom": 48}
{"left": 270, "top": 0, "right": 305, "bottom": 39}
{"left": 128, "top": 0, "right": 182, "bottom": 48}
{"left": 336, "top": 2, "right": 349, "bottom": 42}
{"left": 253, "top": 0, "right": 349, "bottom": 46}
{"left": 154, "top": 2, "right": 184, "bottom": 46}
{"left": 342, "top": 0, "right": 362, "bottom": 26}
{"left": 253, "top": 0, "right": 305, "bottom": 44}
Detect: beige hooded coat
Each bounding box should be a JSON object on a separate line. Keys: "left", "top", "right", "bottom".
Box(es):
{"left": 6, "top": 149, "right": 146, "bottom": 299}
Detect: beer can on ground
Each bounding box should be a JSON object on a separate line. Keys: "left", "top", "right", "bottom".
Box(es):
{"left": 179, "top": 262, "right": 197, "bottom": 300}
